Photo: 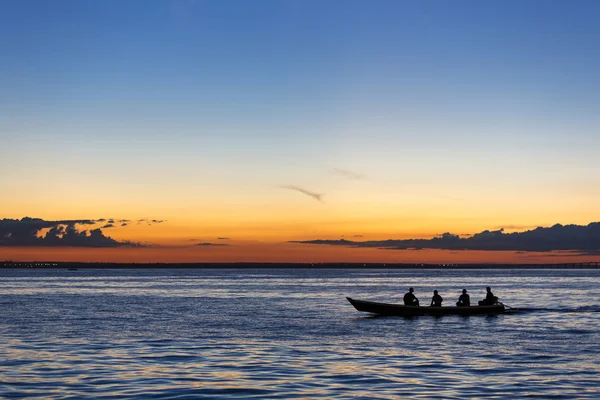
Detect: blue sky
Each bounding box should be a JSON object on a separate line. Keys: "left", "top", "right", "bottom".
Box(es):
{"left": 2, "top": 0, "right": 600, "bottom": 236}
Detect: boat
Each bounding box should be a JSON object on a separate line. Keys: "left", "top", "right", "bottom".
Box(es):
{"left": 347, "top": 297, "right": 505, "bottom": 316}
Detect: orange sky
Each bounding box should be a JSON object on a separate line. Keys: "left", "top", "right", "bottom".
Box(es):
{"left": 2, "top": 206, "right": 600, "bottom": 263}
{"left": 2, "top": 240, "right": 599, "bottom": 264}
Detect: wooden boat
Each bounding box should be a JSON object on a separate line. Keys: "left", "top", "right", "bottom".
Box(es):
{"left": 347, "top": 297, "right": 505, "bottom": 316}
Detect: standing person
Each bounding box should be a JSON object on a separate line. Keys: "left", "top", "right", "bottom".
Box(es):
{"left": 478, "top": 287, "right": 497, "bottom": 305}
{"left": 430, "top": 290, "right": 443, "bottom": 307}
{"left": 456, "top": 289, "right": 470, "bottom": 307}
{"left": 403, "top": 287, "right": 419, "bottom": 306}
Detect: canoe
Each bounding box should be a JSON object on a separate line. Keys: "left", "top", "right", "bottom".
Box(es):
{"left": 347, "top": 297, "right": 505, "bottom": 316}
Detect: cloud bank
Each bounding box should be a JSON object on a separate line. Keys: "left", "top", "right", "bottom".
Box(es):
{"left": 292, "top": 223, "right": 600, "bottom": 253}
{"left": 0, "top": 217, "right": 143, "bottom": 247}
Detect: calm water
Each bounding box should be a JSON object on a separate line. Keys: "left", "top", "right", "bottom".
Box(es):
{"left": 1, "top": 268, "right": 599, "bottom": 399}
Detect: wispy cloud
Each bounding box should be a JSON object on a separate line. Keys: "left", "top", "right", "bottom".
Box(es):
{"left": 279, "top": 185, "right": 323, "bottom": 202}
{"left": 136, "top": 219, "right": 166, "bottom": 225}
{"left": 332, "top": 168, "right": 366, "bottom": 180}
{"left": 196, "top": 242, "right": 230, "bottom": 247}
{"left": 493, "top": 224, "right": 539, "bottom": 230}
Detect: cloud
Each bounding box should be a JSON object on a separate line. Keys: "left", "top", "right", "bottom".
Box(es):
{"left": 493, "top": 224, "right": 538, "bottom": 230}
{"left": 291, "top": 223, "right": 600, "bottom": 252}
{"left": 353, "top": 234, "right": 364, "bottom": 238}
{"left": 332, "top": 168, "right": 366, "bottom": 180}
{"left": 196, "top": 242, "right": 230, "bottom": 247}
{"left": 121, "top": 223, "right": 128, "bottom": 227}
{"left": 119, "top": 219, "right": 131, "bottom": 223}
{"left": 101, "top": 223, "right": 115, "bottom": 229}
{"left": 217, "top": 237, "right": 230, "bottom": 240}
{"left": 0, "top": 217, "right": 131, "bottom": 247}
{"left": 136, "top": 219, "right": 166, "bottom": 225}
{"left": 279, "top": 185, "right": 323, "bottom": 202}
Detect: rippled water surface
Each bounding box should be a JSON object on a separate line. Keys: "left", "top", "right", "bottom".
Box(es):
{"left": 1, "top": 268, "right": 599, "bottom": 399}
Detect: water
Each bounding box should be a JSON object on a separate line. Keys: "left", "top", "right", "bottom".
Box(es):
{"left": 1, "top": 268, "right": 599, "bottom": 399}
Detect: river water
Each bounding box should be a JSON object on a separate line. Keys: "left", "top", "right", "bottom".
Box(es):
{"left": 1, "top": 268, "right": 599, "bottom": 399}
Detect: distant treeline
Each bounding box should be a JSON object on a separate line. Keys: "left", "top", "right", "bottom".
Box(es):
{"left": 2, "top": 261, "right": 599, "bottom": 269}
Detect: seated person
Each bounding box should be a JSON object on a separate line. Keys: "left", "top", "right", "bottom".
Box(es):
{"left": 456, "top": 289, "right": 470, "bottom": 307}
{"left": 430, "top": 290, "right": 443, "bottom": 307}
{"left": 478, "top": 287, "right": 498, "bottom": 305}
{"left": 403, "top": 287, "right": 419, "bottom": 306}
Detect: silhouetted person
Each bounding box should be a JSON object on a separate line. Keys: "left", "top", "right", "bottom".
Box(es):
{"left": 404, "top": 287, "right": 419, "bottom": 306}
{"left": 478, "top": 287, "right": 497, "bottom": 306}
{"left": 456, "top": 289, "right": 470, "bottom": 307}
{"left": 430, "top": 290, "right": 443, "bottom": 307}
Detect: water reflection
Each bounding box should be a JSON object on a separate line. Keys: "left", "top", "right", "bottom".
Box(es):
{"left": 1, "top": 269, "right": 599, "bottom": 398}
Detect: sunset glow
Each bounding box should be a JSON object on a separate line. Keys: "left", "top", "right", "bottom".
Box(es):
{"left": 2, "top": 1, "right": 600, "bottom": 264}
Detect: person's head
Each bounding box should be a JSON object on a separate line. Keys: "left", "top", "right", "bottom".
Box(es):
{"left": 409, "top": 287, "right": 414, "bottom": 293}
{"left": 434, "top": 290, "right": 438, "bottom": 295}
{"left": 462, "top": 289, "right": 467, "bottom": 294}
{"left": 486, "top": 287, "right": 491, "bottom": 292}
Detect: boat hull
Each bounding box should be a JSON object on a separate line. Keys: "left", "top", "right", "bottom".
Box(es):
{"left": 347, "top": 297, "right": 505, "bottom": 316}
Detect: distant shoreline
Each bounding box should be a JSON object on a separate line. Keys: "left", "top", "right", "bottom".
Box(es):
{"left": 2, "top": 261, "right": 599, "bottom": 269}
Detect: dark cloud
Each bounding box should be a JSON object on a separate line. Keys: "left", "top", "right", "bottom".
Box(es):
{"left": 0, "top": 217, "right": 129, "bottom": 247}
{"left": 107, "top": 219, "right": 115, "bottom": 224}
{"left": 121, "top": 223, "right": 128, "bottom": 227}
{"left": 151, "top": 219, "right": 165, "bottom": 224}
{"left": 332, "top": 168, "right": 366, "bottom": 180}
{"left": 217, "top": 237, "right": 230, "bottom": 240}
{"left": 119, "top": 219, "right": 131, "bottom": 223}
{"left": 196, "top": 242, "right": 230, "bottom": 247}
{"left": 98, "top": 218, "right": 107, "bottom": 223}
{"left": 102, "top": 223, "right": 115, "bottom": 229}
{"left": 353, "top": 234, "right": 364, "bottom": 238}
{"left": 279, "top": 185, "right": 323, "bottom": 202}
{"left": 291, "top": 223, "right": 600, "bottom": 253}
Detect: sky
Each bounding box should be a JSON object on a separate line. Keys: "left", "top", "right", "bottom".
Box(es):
{"left": 2, "top": 0, "right": 600, "bottom": 263}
